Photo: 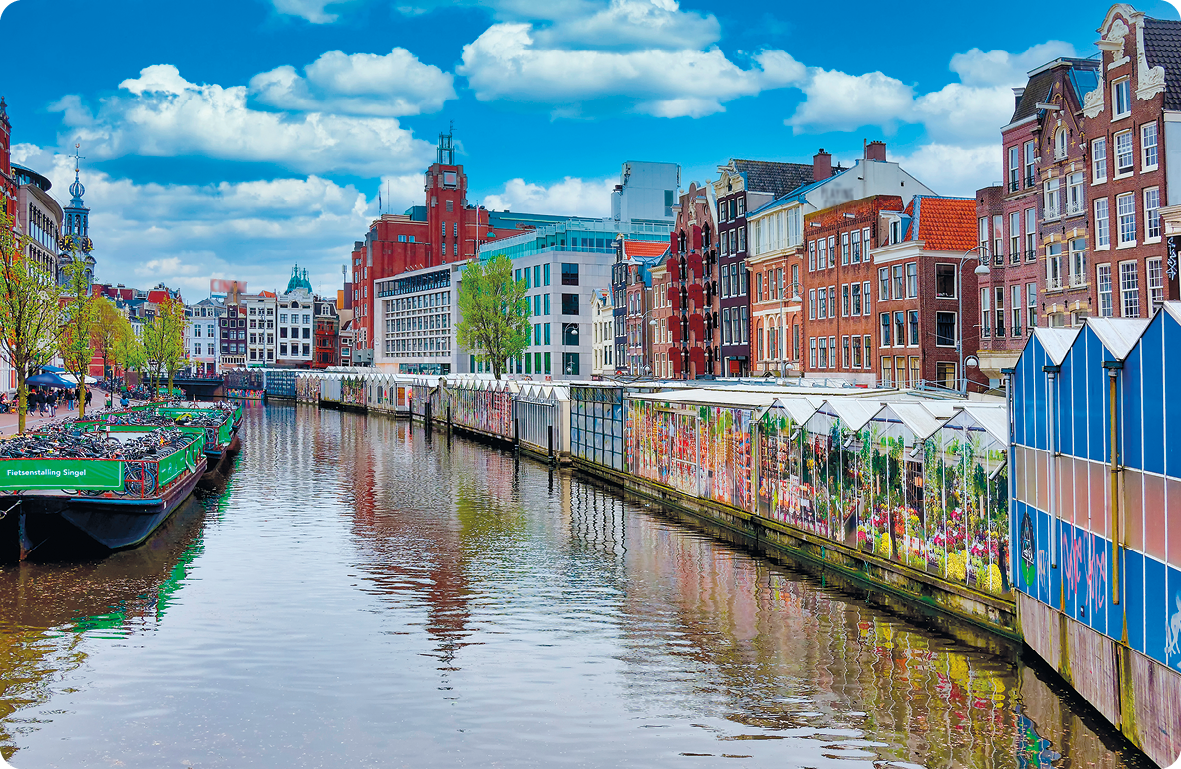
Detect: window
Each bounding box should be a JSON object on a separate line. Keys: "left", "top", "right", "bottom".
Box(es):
{"left": 808, "top": 240, "right": 816, "bottom": 271}
{"left": 562, "top": 263, "right": 579, "bottom": 285}
{"left": 852, "top": 229, "right": 862, "bottom": 263}
{"left": 741, "top": 307, "right": 748, "bottom": 343}
{"left": 525, "top": 269, "right": 532, "bottom": 289}
{"left": 1069, "top": 238, "right": 1087, "bottom": 287}
{"left": 1046, "top": 243, "right": 1063, "bottom": 290}
{"left": 935, "top": 312, "right": 956, "bottom": 347}
{"left": 908, "top": 310, "right": 918, "bottom": 346}
{"left": 1027, "top": 283, "right": 1038, "bottom": 330}
{"left": 722, "top": 309, "right": 732, "bottom": 344}
{"left": 828, "top": 286, "right": 836, "bottom": 319}
{"left": 1054, "top": 127, "right": 1067, "bottom": 160}
{"left": 895, "top": 311, "right": 905, "bottom": 349}
{"left": 544, "top": 294, "right": 550, "bottom": 315}
{"left": 1148, "top": 257, "right": 1164, "bottom": 310}
{"left": 1095, "top": 198, "right": 1110, "bottom": 248}
{"left": 980, "top": 288, "right": 991, "bottom": 338}
{"left": 1142, "top": 122, "right": 1159, "bottom": 170}
{"left": 863, "top": 282, "right": 871, "bottom": 315}
{"left": 852, "top": 335, "right": 862, "bottom": 368}
{"left": 1044, "top": 177, "right": 1061, "bottom": 219}
{"left": 1010, "top": 211, "right": 1021, "bottom": 264}
{"left": 1120, "top": 261, "right": 1140, "bottom": 317}
{"left": 819, "top": 238, "right": 828, "bottom": 269}
{"left": 892, "top": 265, "right": 905, "bottom": 299}
{"left": 841, "top": 232, "right": 850, "bottom": 265}
{"left": 545, "top": 324, "right": 552, "bottom": 345}
{"left": 841, "top": 284, "right": 850, "bottom": 316}
{"left": 1115, "top": 130, "right": 1134, "bottom": 176}
{"left": 1008, "top": 146, "right": 1020, "bottom": 190}
{"left": 852, "top": 282, "right": 862, "bottom": 315}
{"left": 1066, "top": 173, "right": 1084, "bottom": 216}
{"left": 809, "top": 289, "right": 817, "bottom": 320}
{"left": 739, "top": 263, "right": 747, "bottom": 295}
{"left": 880, "top": 313, "right": 891, "bottom": 346}
{"left": 1117, "top": 192, "right": 1136, "bottom": 245}
{"left": 879, "top": 267, "right": 890, "bottom": 301}
{"left": 1113, "top": 77, "right": 1131, "bottom": 118}
{"left": 818, "top": 286, "right": 827, "bottom": 319}
{"left": 563, "top": 352, "right": 579, "bottom": 376}
{"left": 544, "top": 263, "right": 551, "bottom": 285}
{"left": 863, "top": 335, "right": 872, "bottom": 368}
{"left": 881, "top": 357, "right": 893, "bottom": 387}
{"left": 1092, "top": 138, "right": 1108, "bottom": 183}
{"left": 1145, "top": 187, "right": 1161, "bottom": 241}
{"left": 1025, "top": 209, "right": 1036, "bottom": 259}
{"left": 755, "top": 272, "right": 763, "bottom": 301}
{"left": 562, "top": 322, "right": 576, "bottom": 345}
{"left": 534, "top": 265, "right": 541, "bottom": 287}
{"left": 562, "top": 293, "right": 578, "bottom": 315}
{"left": 905, "top": 262, "right": 918, "bottom": 298}
{"left": 1098, "top": 264, "right": 1114, "bottom": 317}
{"left": 1024, "top": 140, "right": 1037, "bottom": 186}
{"left": 1012, "top": 284, "right": 1022, "bottom": 337}
{"left": 993, "top": 215, "right": 1003, "bottom": 261}
{"left": 936, "top": 362, "right": 957, "bottom": 390}
{"left": 842, "top": 336, "right": 850, "bottom": 368}
{"left": 819, "top": 337, "right": 828, "bottom": 368}
{"left": 935, "top": 264, "right": 956, "bottom": 298}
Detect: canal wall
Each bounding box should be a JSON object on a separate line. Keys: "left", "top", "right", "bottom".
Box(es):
{"left": 1010, "top": 311, "right": 1181, "bottom": 767}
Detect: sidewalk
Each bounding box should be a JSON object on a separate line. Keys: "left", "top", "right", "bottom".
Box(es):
{"left": 0, "top": 391, "right": 122, "bottom": 436}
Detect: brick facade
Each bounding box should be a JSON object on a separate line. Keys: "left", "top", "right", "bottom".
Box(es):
{"left": 664, "top": 183, "right": 721, "bottom": 379}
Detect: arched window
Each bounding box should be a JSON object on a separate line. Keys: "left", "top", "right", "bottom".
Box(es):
{"left": 1054, "top": 127, "right": 1067, "bottom": 160}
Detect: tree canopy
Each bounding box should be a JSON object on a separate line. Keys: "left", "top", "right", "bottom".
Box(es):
{"left": 456, "top": 254, "right": 530, "bottom": 380}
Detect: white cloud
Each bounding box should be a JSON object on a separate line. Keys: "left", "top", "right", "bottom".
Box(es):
{"left": 269, "top": 0, "right": 350, "bottom": 23}
{"left": 786, "top": 68, "right": 914, "bottom": 134}
{"left": 54, "top": 64, "right": 433, "bottom": 176}
{"left": 250, "top": 48, "right": 455, "bottom": 116}
{"left": 483, "top": 176, "right": 614, "bottom": 217}
{"left": 531, "top": 0, "right": 720, "bottom": 51}
{"left": 950, "top": 41, "right": 1078, "bottom": 88}
{"left": 891, "top": 143, "right": 999, "bottom": 197}
{"left": 914, "top": 83, "right": 1017, "bottom": 145}
{"left": 459, "top": 23, "right": 803, "bottom": 117}
{"left": 21, "top": 146, "right": 378, "bottom": 296}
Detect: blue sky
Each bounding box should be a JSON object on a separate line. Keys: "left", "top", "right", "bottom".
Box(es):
{"left": 3, "top": 0, "right": 1178, "bottom": 298}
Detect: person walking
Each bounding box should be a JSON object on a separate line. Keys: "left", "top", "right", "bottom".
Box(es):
{"left": 85, "top": 389, "right": 92, "bottom": 408}
{"left": 47, "top": 389, "right": 57, "bottom": 417}
{"left": 29, "top": 388, "right": 40, "bottom": 416}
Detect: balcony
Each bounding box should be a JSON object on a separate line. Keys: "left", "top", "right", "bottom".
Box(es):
{"left": 1025, "top": 175, "right": 1037, "bottom": 188}
{"left": 1008, "top": 179, "right": 1020, "bottom": 193}
{"left": 1069, "top": 273, "right": 1089, "bottom": 288}
{"left": 1046, "top": 277, "right": 1063, "bottom": 291}
{"left": 1026, "top": 249, "right": 1037, "bottom": 263}
{"left": 1044, "top": 206, "right": 1061, "bottom": 222}
{"left": 1064, "top": 202, "right": 1085, "bottom": 217}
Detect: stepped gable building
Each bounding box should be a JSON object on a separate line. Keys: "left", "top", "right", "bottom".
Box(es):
{"left": 664, "top": 182, "right": 721, "bottom": 379}
{"left": 976, "top": 57, "right": 1100, "bottom": 382}
{"left": 871, "top": 196, "right": 982, "bottom": 390}
{"left": 797, "top": 194, "right": 902, "bottom": 385}
{"left": 1084, "top": 5, "right": 1180, "bottom": 324}
{"left": 713, "top": 158, "right": 816, "bottom": 376}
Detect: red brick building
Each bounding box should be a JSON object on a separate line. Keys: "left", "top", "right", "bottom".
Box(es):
{"left": 977, "top": 57, "right": 1100, "bottom": 381}
{"left": 313, "top": 298, "right": 338, "bottom": 369}
{"left": 799, "top": 195, "right": 902, "bottom": 384}
{"left": 664, "top": 183, "right": 721, "bottom": 379}
{"left": 351, "top": 130, "right": 492, "bottom": 360}
{"left": 0, "top": 98, "right": 13, "bottom": 220}
{"left": 870, "top": 196, "right": 982, "bottom": 390}
{"left": 1084, "top": 6, "right": 1179, "bottom": 322}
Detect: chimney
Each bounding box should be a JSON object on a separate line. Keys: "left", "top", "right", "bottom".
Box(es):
{"left": 865, "top": 141, "right": 887, "bottom": 162}
{"left": 813, "top": 149, "right": 832, "bottom": 181}
{"left": 1013, "top": 87, "right": 1025, "bottom": 111}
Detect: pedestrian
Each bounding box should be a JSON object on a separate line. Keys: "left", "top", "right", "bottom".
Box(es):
{"left": 47, "top": 389, "right": 57, "bottom": 417}
{"left": 85, "top": 389, "right": 92, "bottom": 408}
{"left": 29, "top": 388, "right": 40, "bottom": 416}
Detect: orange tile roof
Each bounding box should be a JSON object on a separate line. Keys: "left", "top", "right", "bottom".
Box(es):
{"left": 622, "top": 240, "right": 668, "bottom": 258}
{"left": 913, "top": 197, "right": 977, "bottom": 252}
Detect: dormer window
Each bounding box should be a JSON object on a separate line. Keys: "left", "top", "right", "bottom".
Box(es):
{"left": 890, "top": 220, "right": 901, "bottom": 244}
{"left": 1054, "top": 128, "right": 1068, "bottom": 160}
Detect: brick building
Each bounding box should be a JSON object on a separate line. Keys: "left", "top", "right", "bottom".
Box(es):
{"left": 351, "top": 129, "right": 492, "bottom": 360}
{"left": 798, "top": 195, "right": 902, "bottom": 384}
{"left": 313, "top": 298, "right": 338, "bottom": 369}
{"left": 870, "top": 196, "right": 983, "bottom": 390}
{"left": 1084, "top": 5, "right": 1180, "bottom": 322}
{"left": 664, "top": 183, "right": 721, "bottom": 379}
{"left": 977, "top": 57, "right": 1100, "bottom": 381}
{"left": 620, "top": 241, "right": 665, "bottom": 376}
{"left": 712, "top": 159, "right": 814, "bottom": 376}
{"left": 0, "top": 98, "right": 14, "bottom": 220}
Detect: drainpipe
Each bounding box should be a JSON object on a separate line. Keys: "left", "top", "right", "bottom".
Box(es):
{"left": 1103, "top": 360, "right": 1123, "bottom": 606}
{"left": 1043, "top": 364, "right": 1059, "bottom": 570}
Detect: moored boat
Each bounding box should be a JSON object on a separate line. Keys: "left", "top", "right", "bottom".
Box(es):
{"left": 0, "top": 427, "right": 207, "bottom": 557}
{"left": 82, "top": 401, "right": 242, "bottom": 471}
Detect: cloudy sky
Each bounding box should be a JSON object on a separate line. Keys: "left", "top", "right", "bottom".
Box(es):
{"left": 4, "top": 0, "right": 1177, "bottom": 299}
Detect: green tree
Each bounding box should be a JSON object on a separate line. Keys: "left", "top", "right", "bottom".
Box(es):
{"left": 0, "top": 210, "right": 65, "bottom": 433}
{"left": 456, "top": 254, "right": 529, "bottom": 380}
{"left": 112, "top": 325, "right": 145, "bottom": 386}
{"left": 59, "top": 260, "right": 97, "bottom": 417}
{"left": 142, "top": 295, "right": 187, "bottom": 398}
{"left": 91, "top": 296, "right": 123, "bottom": 380}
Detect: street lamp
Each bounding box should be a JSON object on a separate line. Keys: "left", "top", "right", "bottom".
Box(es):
{"left": 958, "top": 246, "right": 991, "bottom": 393}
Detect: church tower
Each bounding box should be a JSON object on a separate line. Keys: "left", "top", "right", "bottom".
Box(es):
{"left": 58, "top": 144, "right": 95, "bottom": 287}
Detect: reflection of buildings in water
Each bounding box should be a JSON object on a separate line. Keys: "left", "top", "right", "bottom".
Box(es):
{"left": 613, "top": 511, "right": 1114, "bottom": 768}
{"left": 0, "top": 496, "right": 210, "bottom": 750}
{"left": 565, "top": 480, "right": 628, "bottom": 563}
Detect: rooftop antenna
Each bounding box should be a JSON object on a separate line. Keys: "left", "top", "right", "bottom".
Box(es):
{"left": 437, "top": 121, "right": 455, "bottom": 165}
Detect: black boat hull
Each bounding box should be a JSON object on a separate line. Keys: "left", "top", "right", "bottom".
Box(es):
{"left": 18, "top": 456, "right": 207, "bottom": 553}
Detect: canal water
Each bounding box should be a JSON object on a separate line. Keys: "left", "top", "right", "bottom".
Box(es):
{"left": 0, "top": 404, "right": 1150, "bottom": 768}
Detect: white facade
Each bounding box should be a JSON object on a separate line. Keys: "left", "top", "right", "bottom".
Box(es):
{"left": 610, "top": 161, "right": 681, "bottom": 223}
{"left": 244, "top": 294, "right": 277, "bottom": 365}
{"left": 590, "top": 289, "right": 613, "bottom": 376}
{"left": 373, "top": 263, "right": 459, "bottom": 375}
{"left": 186, "top": 299, "right": 224, "bottom": 374}
{"left": 276, "top": 289, "right": 315, "bottom": 365}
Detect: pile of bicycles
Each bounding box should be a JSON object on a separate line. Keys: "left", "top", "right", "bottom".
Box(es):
{"left": 0, "top": 426, "right": 193, "bottom": 461}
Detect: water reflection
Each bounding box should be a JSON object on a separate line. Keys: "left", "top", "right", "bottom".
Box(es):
{"left": 0, "top": 405, "right": 1147, "bottom": 768}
